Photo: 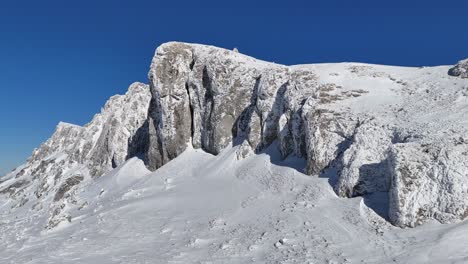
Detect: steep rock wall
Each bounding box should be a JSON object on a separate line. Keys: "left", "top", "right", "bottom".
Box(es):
{"left": 141, "top": 43, "right": 468, "bottom": 227}
{"left": 2, "top": 42, "right": 468, "bottom": 229}
{"left": 0, "top": 82, "right": 151, "bottom": 228}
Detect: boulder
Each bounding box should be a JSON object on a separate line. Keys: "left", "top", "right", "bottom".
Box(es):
{"left": 448, "top": 58, "right": 468, "bottom": 78}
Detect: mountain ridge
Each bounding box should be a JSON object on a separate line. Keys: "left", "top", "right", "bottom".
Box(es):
{"left": 1, "top": 42, "right": 468, "bottom": 231}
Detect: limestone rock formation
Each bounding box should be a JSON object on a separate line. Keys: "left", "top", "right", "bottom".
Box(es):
{"left": 1, "top": 82, "right": 151, "bottom": 228}
{"left": 389, "top": 139, "right": 468, "bottom": 227}
{"left": 142, "top": 43, "right": 468, "bottom": 227}
{"left": 143, "top": 42, "right": 317, "bottom": 171}
{"left": 448, "top": 58, "right": 468, "bottom": 78}
{"left": 2, "top": 42, "right": 468, "bottom": 229}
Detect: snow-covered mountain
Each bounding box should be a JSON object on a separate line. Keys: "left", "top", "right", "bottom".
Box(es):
{"left": 1, "top": 42, "right": 468, "bottom": 263}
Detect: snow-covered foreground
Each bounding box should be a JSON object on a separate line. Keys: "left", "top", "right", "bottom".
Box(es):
{"left": 2, "top": 144, "right": 468, "bottom": 263}
{"left": 1, "top": 42, "right": 468, "bottom": 263}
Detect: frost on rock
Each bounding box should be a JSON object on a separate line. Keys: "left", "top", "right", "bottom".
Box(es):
{"left": 235, "top": 140, "right": 254, "bottom": 160}
{"left": 335, "top": 121, "right": 392, "bottom": 198}
{"left": 2, "top": 42, "right": 468, "bottom": 229}
{"left": 144, "top": 42, "right": 319, "bottom": 171}
{"left": 389, "top": 140, "right": 468, "bottom": 227}
{"left": 448, "top": 58, "right": 468, "bottom": 78}
{"left": 0, "top": 82, "right": 151, "bottom": 228}
{"left": 140, "top": 43, "right": 468, "bottom": 227}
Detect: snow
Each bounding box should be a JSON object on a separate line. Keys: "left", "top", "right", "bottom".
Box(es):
{"left": 1, "top": 42, "right": 468, "bottom": 262}
{"left": 2, "top": 144, "right": 468, "bottom": 263}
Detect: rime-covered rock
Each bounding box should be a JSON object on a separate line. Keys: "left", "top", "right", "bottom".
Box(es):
{"left": 2, "top": 42, "right": 468, "bottom": 229}
{"left": 448, "top": 58, "right": 468, "bottom": 78}
{"left": 145, "top": 42, "right": 274, "bottom": 169}
{"left": 144, "top": 43, "right": 319, "bottom": 171}
{"left": 335, "top": 122, "right": 392, "bottom": 198}
{"left": 389, "top": 140, "right": 468, "bottom": 227}
{"left": 142, "top": 43, "right": 468, "bottom": 227}
{"left": 0, "top": 82, "right": 151, "bottom": 228}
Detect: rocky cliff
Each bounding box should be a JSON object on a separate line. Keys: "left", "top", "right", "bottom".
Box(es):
{"left": 0, "top": 82, "right": 151, "bottom": 227}
{"left": 1, "top": 42, "right": 468, "bottom": 228}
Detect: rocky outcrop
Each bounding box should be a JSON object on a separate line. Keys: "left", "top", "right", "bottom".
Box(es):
{"left": 54, "top": 175, "right": 84, "bottom": 202}
{"left": 25, "top": 82, "right": 151, "bottom": 179}
{"left": 143, "top": 42, "right": 318, "bottom": 171}
{"left": 2, "top": 42, "right": 468, "bottom": 229}
{"left": 144, "top": 43, "right": 274, "bottom": 170}
{"left": 389, "top": 139, "right": 468, "bottom": 227}
{"left": 334, "top": 122, "right": 392, "bottom": 198}
{"left": 1, "top": 82, "right": 151, "bottom": 227}
{"left": 141, "top": 43, "right": 468, "bottom": 227}
{"left": 448, "top": 58, "right": 468, "bottom": 78}
{"left": 142, "top": 43, "right": 393, "bottom": 196}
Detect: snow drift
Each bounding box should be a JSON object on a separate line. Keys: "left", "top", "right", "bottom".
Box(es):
{"left": 141, "top": 43, "right": 468, "bottom": 227}
{"left": 1, "top": 42, "right": 468, "bottom": 263}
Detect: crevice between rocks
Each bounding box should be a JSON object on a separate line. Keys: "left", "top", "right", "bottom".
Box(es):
{"left": 185, "top": 81, "right": 195, "bottom": 141}
{"left": 202, "top": 66, "right": 216, "bottom": 154}
{"left": 232, "top": 75, "right": 262, "bottom": 146}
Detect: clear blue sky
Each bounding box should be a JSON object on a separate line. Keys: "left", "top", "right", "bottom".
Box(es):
{"left": 1, "top": 0, "right": 467, "bottom": 175}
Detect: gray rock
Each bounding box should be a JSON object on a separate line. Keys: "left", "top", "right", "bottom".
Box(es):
{"left": 0, "top": 82, "right": 151, "bottom": 225}
{"left": 146, "top": 43, "right": 193, "bottom": 169}
{"left": 2, "top": 42, "right": 468, "bottom": 230}
{"left": 388, "top": 141, "right": 468, "bottom": 227}
{"left": 54, "top": 175, "right": 84, "bottom": 202}
{"left": 335, "top": 122, "right": 392, "bottom": 198}
{"left": 448, "top": 58, "right": 468, "bottom": 78}
{"left": 145, "top": 42, "right": 285, "bottom": 170}
{"left": 142, "top": 43, "right": 468, "bottom": 228}
{"left": 144, "top": 43, "right": 319, "bottom": 171}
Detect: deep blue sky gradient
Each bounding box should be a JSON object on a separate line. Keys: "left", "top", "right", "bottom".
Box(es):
{"left": 1, "top": 0, "right": 467, "bottom": 175}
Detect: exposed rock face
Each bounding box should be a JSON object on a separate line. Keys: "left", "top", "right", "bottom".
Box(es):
{"left": 144, "top": 42, "right": 317, "bottom": 171}
{"left": 2, "top": 42, "right": 468, "bottom": 229}
{"left": 142, "top": 43, "right": 468, "bottom": 227}
{"left": 389, "top": 140, "right": 468, "bottom": 227}
{"left": 334, "top": 121, "right": 392, "bottom": 198}
{"left": 448, "top": 58, "right": 468, "bottom": 78}
{"left": 53, "top": 175, "right": 84, "bottom": 202}
{"left": 1, "top": 82, "right": 151, "bottom": 228}
{"left": 25, "top": 82, "right": 152, "bottom": 178}
{"left": 145, "top": 42, "right": 269, "bottom": 169}
{"left": 144, "top": 43, "right": 395, "bottom": 191}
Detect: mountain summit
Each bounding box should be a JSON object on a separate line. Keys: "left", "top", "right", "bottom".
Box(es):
{"left": 1, "top": 43, "right": 468, "bottom": 263}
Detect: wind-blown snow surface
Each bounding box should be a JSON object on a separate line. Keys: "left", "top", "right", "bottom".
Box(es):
{"left": 2, "top": 145, "right": 468, "bottom": 263}
{"left": 1, "top": 42, "right": 468, "bottom": 263}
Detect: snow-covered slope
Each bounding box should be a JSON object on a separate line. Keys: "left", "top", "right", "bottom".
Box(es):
{"left": 0, "top": 82, "right": 151, "bottom": 228}
{"left": 142, "top": 42, "right": 468, "bottom": 227}
{"left": 1, "top": 42, "right": 468, "bottom": 263}
{"left": 2, "top": 145, "right": 468, "bottom": 263}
